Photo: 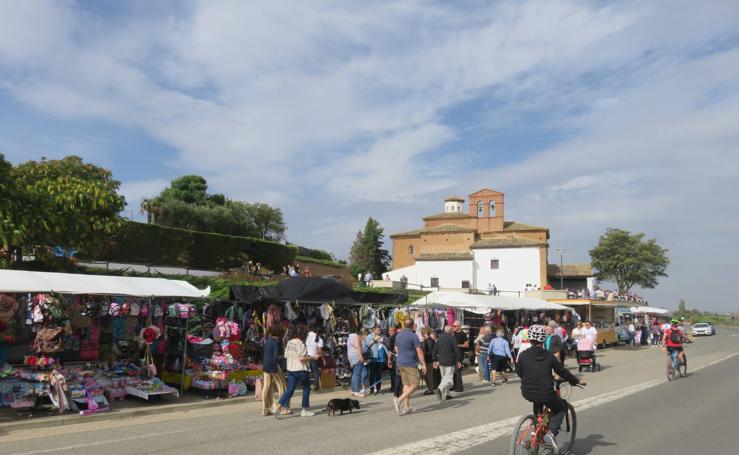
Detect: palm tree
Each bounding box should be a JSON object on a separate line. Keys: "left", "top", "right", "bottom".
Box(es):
{"left": 140, "top": 198, "right": 156, "bottom": 224}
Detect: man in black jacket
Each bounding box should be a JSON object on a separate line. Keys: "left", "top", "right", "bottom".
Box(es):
{"left": 432, "top": 326, "right": 462, "bottom": 401}
{"left": 516, "top": 325, "right": 585, "bottom": 454}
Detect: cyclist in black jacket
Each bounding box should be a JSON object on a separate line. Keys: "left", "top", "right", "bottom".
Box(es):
{"left": 516, "top": 325, "right": 585, "bottom": 453}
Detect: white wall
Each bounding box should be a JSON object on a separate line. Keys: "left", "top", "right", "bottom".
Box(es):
{"left": 416, "top": 260, "right": 473, "bottom": 288}
{"left": 386, "top": 261, "right": 473, "bottom": 289}
{"left": 473, "top": 247, "right": 541, "bottom": 293}
{"left": 387, "top": 248, "right": 541, "bottom": 293}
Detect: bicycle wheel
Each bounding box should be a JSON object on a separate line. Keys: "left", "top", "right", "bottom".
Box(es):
{"left": 510, "top": 414, "right": 540, "bottom": 455}
{"left": 679, "top": 354, "right": 687, "bottom": 377}
{"left": 554, "top": 402, "right": 577, "bottom": 454}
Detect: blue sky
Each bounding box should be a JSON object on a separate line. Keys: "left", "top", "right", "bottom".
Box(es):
{"left": 1, "top": 0, "right": 738, "bottom": 311}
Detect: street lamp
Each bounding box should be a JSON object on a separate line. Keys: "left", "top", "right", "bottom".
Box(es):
{"left": 555, "top": 248, "right": 566, "bottom": 290}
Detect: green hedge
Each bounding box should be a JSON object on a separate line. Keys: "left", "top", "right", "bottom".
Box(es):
{"left": 91, "top": 221, "right": 296, "bottom": 270}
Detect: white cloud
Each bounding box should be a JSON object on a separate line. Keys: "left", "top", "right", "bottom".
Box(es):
{"left": 0, "top": 0, "right": 738, "bottom": 310}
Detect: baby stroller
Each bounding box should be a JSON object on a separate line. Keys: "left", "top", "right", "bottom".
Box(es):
{"left": 576, "top": 338, "right": 601, "bottom": 373}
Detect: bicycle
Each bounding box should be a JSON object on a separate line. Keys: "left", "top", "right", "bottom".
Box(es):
{"left": 666, "top": 349, "right": 687, "bottom": 381}
{"left": 509, "top": 380, "right": 584, "bottom": 455}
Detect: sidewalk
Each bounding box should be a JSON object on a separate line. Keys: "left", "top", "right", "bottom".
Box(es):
{"left": 0, "top": 384, "right": 355, "bottom": 432}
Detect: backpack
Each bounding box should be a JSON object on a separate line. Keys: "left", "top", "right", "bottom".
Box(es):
{"left": 669, "top": 329, "right": 682, "bottom": 344}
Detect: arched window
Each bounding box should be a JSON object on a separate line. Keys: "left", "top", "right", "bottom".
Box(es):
{"left": 477, "top": 201, "right": 484, "bottom": 218}
{"left": 489, "top": 201, "right": 496, "bottom": 217}
{"left": 408, "top": 245, "right": 415, "bottom": 256}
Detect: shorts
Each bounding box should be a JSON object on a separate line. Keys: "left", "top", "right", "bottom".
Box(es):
{"left": 491, "top": 355, "right": 509, "bottom": 372}
{"left": 398, "top": 366, "right": 420, "bottom": 387}
{"left": 666, "top": 346, "right": 683, "bottom": 354}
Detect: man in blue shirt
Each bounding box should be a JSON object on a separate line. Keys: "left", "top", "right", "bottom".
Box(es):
{"left": 487, "top": 329, "right": 513, "bottom": 385}
{"left": 393, "top": 318, "right": 427, "bottom": 416}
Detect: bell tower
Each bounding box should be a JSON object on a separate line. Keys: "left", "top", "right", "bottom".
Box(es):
{"left": 468, "top": 189, "right": 505, "bottom": 232}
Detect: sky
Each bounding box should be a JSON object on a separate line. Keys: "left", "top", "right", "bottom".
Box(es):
{"left": 1, "top": 0, "right": 738, "bottom": 312}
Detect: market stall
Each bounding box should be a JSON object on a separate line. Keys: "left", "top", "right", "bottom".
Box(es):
{"left": 0, "top": 270, "right": 210, "bottom": 414}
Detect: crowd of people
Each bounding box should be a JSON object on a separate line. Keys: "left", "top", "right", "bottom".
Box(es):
{"left": 623, "top": 317, "right": 682, "bottom": 347}
{"left": 259, "top": 312, "right": 598, "bottom": 420}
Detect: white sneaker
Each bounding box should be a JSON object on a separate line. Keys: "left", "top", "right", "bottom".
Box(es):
{"left": 300, "top": 409, "right": 315, "bottom": 417}
{"left": 543, "top": 432, "right": 560, "bottom": 454}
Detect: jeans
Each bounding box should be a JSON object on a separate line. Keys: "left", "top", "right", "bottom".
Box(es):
{"left": 351, "top": 362, "right": 364, "bottom": 393}
{"left": 478, "top": 353, "right": 490, "bottom": 381}
{"left": 278, "top": 370, "right": 310, "bottom": 409}
{"left": 309, "top": 360, "right": 320, "bottom": 387}
{"left": 389, "top": 363, "right": 402, "bottom": 396}
{"left": 369, "top": 361, "right": 383, "bottom": 392}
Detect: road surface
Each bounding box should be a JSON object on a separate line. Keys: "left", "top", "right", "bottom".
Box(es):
{"left": 1, "top": 329, "right": 736, "bottom": 455}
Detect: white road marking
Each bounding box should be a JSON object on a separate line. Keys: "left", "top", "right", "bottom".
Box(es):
{"left": 367, "top": 351, "right": 739, "bottom": 455}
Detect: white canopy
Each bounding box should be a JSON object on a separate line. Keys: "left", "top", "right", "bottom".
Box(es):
{"left": 629, "top": 306, "right": 669, "bottom": 315}
{"left": 414, "top": 291, "right": 572, "bottom": 314}
{"left": 0, "top": 270, "right": 210, "bottom": 298}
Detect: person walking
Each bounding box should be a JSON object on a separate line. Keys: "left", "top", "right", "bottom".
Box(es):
{"left": 512, "top": 327, "right": 522, "bottom": 362}
{"left": 306, "top": 329, "right": 324, "bottom": 392}
{"left": 451, "top": 321, "right": 468, "bottom": 392}
{"left": 393, "top": 318, "right": 427, "bottom": 416}
{"left": 386, "top": 324, "right": 402, "bottom": 397}
{"left": 474, "top": 326, "right": 493, "bottom": 383}
{"left": 421, "top": 327, "right": 439, "bottom": 395}
{"left": 366, "top": 326, "right": 388, "bottom": 395}
{"left": 488, "top": 329, "right": 514, "bottom": 385}
{"left": 433, "top": 325, "right": 462, "bottom": 401}
{"left": 347, "top": 328, "right": 366, "bottom": 398}
{"left": 545, "top": 321, "right": 564, "bottom": 362}
{"left": 274, "top": 324, "right": 315, "bottom": 418}
{"left": 261, "top": 326, "right": 287, "bottom": 416}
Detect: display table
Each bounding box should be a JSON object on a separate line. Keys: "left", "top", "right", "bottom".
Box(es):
{"left": 126, "top": 383, "right": 179, "bottom": 400}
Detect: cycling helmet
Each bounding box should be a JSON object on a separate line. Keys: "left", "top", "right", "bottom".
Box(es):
{"left": 670, "top": 318, "right": 679, "bottom": 325}
{"left": 529, "top": 324, "right": 547, "bottom": 343}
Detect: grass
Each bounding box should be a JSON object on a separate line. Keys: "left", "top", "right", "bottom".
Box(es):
{"left": 294, "top": 255, "right": 347, "bottom": 268}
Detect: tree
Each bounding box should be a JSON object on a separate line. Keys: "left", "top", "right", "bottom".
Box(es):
{"left": 678, "top": 299, "right": 687, "bottom": 313}
{"left": 157, "top": 175, "right": 222, "bottom": 206}
{"left": 0, "top": 152, "right": 23, "bottom": 264}
{"left": 589, "top": 228, "right": 669, "bottom": 295}
{"left": 10, "top": 156, "right": 126, "bottom": 258}
{"left": 243, "top": 202, "right": 286, "bottom": 241}
{"left": 149, "top": 176, "right": 286, "bottom": 240}
{"left": 349, "top": 217, "right": 391, "bottom": 277}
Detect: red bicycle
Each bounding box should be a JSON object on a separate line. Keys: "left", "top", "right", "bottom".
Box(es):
{"left": 509, "top": 380, "right": 584, "bottom": 455}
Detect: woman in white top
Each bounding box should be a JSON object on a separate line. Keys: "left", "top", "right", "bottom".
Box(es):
{"left": 275, "top": 324, "right": 315, "bottom": 418}
{"left": 347, "top": 328, "right": 366, "bottom": 397}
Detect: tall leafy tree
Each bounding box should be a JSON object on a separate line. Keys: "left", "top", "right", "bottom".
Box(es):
{"left": 150, "top": 176, "right": 286, "bottom": 240}
{"left": 349, "top": 217, "right": 391, "bottom": 277}
{"left": 244, "top": 202, "right": 286, "bottom": 241}
{"left": 589, "top": 228, "right": 669, "bottom": 295}
{"left": 11, "top": 156, "right": 126, "bottom": 257}
{"left": 0, "top": 152, "right": 23, "bottom": 264}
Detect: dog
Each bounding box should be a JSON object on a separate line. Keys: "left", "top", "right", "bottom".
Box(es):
{"left": 324, "top": 398, "right": 360, "bottom": 416}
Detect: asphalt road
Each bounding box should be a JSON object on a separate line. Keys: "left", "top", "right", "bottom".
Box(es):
{"left": 1, "top": 329, "right": 736, "bottom": 455}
